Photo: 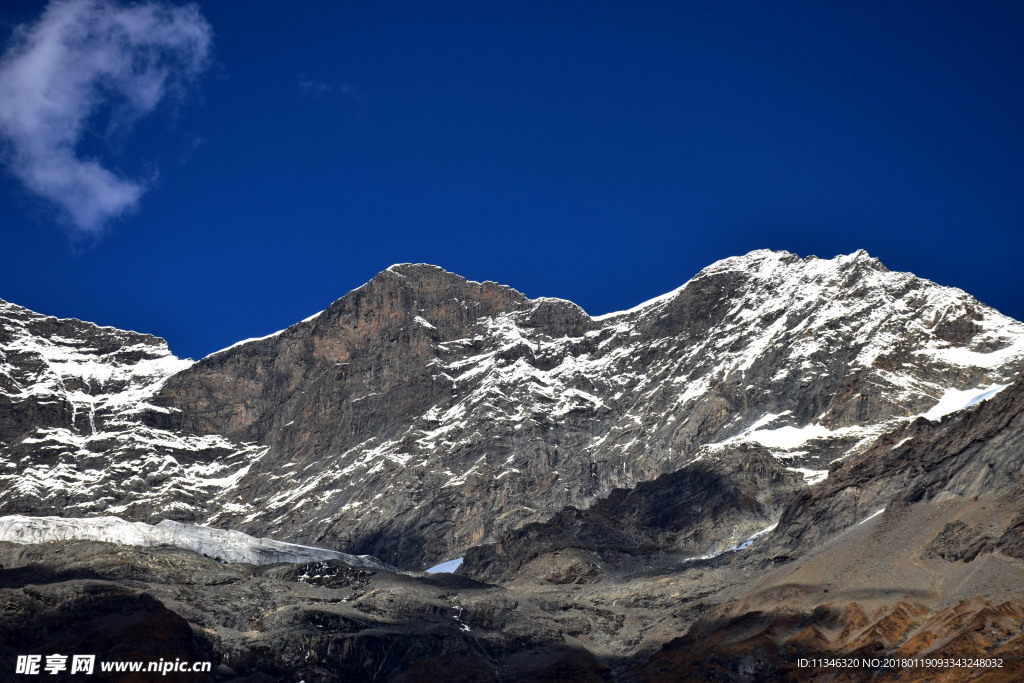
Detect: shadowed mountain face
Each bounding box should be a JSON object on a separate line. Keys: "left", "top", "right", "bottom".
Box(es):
{"left": 2, "top": 249, "right": 1024, "bottom": 679}
{"left": 461, "top": 447, "right": 804, "bottom": 586}
{"left": 3, "top": 250, "right": 1024, "bottom": 569}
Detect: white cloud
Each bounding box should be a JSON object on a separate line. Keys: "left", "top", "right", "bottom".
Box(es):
{"left": 297, "top": 73, "right": 332, "bottom": 99}
{"left": 0, "top": 0, "right": 212, "bottom": 233}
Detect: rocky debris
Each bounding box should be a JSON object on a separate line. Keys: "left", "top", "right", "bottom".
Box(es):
{"left": 0, "top": 582, "right": 217, "bottom": 683}
{"left": 628, "top": 597, "right": 1024, "bottom": 682}
{"left": 0, "top": 540, "right": 651, "bottom": 681}
{"left": 925, "top": 521, "right": 995, "bottom": 563}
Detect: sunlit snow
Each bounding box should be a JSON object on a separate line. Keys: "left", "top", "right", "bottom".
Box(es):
{"left": 921, "top": 384, "right": 1010, "bottom": 422}
{"left": 425, "top": 557, "right": 464, "bottom": 573}
{"left": 858, "top": 508, "right": 886, "bottom": 525}
{"left": 686, "top": 521, "right": 779, "bottom": 562}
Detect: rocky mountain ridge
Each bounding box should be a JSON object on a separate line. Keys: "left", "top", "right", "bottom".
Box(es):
{"left": 3, "top": 250, "right": 1024, "bottom": 569}
{"left": 622, "top": 364, "right": 1024, "bottom": 681}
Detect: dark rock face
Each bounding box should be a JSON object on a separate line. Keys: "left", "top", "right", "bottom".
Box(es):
{"left": 0, "top": 577, "right": 216, "bottom": 682}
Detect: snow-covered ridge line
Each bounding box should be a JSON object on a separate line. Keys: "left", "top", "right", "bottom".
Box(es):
{"left": 590, "top": 283, "right": 689, "bottom": 321}
{"left": 0, "top": 515, "right": 388, "bottom": 569}
{"left": 204, "top": 311, "right": 326, "bottom": 359}
{"left": 588, "top": 250, "right": 870, "bottom": 321}
{"left": 0, "top": 299, "right": 175, "bottom": 342}
{"left": 206, "top": 329, "right": 288, "bottom": 358}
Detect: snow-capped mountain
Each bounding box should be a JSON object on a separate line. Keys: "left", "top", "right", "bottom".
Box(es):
{"left": 2, "top": 250, "right": 1023, "bottom": 568}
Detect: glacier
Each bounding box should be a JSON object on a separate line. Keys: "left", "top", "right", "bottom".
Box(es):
{"left": 0, "top": 515, "right": 387, "bottom": 568}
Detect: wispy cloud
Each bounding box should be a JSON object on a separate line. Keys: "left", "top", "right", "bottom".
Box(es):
{"left": 0, "top": 0, "right": 212, "bottom": 234}
{"left": 297, "top": 73, "right": 332, "bottom": 99}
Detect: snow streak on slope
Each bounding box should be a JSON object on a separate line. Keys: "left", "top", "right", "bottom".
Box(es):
{"left": 425, "top": 557, "right": 464, "bottom": 573}
{"left": 920, "top": 383, "right": 1010, "bottom": 421}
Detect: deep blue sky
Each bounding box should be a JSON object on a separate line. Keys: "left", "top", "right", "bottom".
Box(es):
{"left": 1, "top": 1, "right": 1022, "bottom": 359}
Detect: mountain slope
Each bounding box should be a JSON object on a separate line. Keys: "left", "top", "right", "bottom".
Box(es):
{"left": 3, "top": 249, "right": 1024, "bottom": 680}
{"left": 3, "top": 375, "right": 1022, "bottom": 681}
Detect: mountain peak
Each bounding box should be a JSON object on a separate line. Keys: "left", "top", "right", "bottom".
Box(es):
{"left": 833, "top": 248, "right": 887, "bottom": 271}
{"left": 700, "top": 248, "right": 887, "bottom": 278}
{"left": 367, "top": 262, "right": 529, "bottom": 303}
{"left": 384, "top": 262, "right": 453, "bottom": 277}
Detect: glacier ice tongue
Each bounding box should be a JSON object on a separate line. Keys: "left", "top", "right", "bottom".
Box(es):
{"left": 0, "top": 515, "right": 388, "bottom": 569}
